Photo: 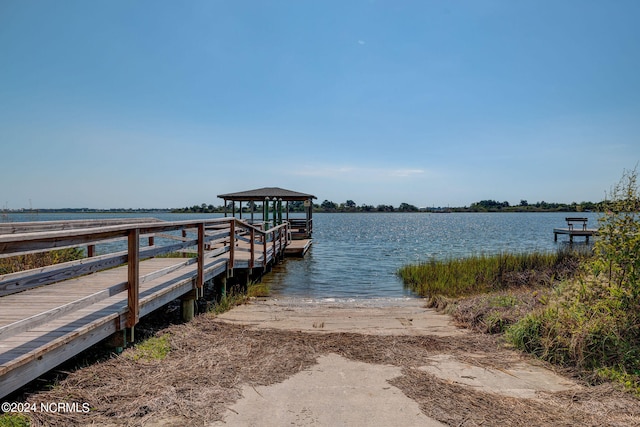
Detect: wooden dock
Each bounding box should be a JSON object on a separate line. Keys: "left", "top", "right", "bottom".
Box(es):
{"left": 554, "top": 217, "right": 598, "bottom": 243}
{"left": 0, "top": 217, "right": 310, "bottom": 398}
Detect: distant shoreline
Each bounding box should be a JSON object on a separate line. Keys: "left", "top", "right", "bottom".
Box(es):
{"left": 1, "top": 208, "right": 596, "bottom": 214}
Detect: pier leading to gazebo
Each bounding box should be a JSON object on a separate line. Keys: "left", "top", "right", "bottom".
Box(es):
{"left": 217, "top": 187, "right": 316, "bottom": 240}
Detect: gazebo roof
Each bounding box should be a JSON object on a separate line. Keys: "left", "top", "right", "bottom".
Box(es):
{"left": 217, "top": 187, "right": 316, "bottom": 202}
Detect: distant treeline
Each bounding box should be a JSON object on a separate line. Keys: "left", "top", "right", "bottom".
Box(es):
{"left": 3, "top": 208, "right": 172, "bottom": 213}
{"left": 465, "top": 199, "right": 601, "bottom": 213}
{"left": 2, "top": 200, "right": 601, "bottom": 215}
{"left": 171, "top": 199, "right": 602, "bottom": 214}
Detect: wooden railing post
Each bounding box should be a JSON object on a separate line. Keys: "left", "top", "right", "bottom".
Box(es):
{"left": 250, "top": 227, "right": 255, "bottom": 269}
{"left": 126, "top": 228, "right": 140, "bottom": 337}
{"left": 197, "top": 223, "right": 204, "bottom": 296}
{"left": 272, "top": 228, "right": 276, "bottom": 263}
{"left": 286, "top": 222, "right": 291, "bottom": 245}
{"left": 263, "top": 231, "right": 268, "bottom": 267}
{"left": 87, "top": 244, "right": 95, "bottom": 258}
{"left": 229, "top": 220, "right": 235, "bottom": 271}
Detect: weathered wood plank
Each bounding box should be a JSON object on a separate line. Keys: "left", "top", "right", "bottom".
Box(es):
{"left": 0, "top": 282, "right": 128, "bottom": 341}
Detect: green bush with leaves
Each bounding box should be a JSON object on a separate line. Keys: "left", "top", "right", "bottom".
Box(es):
{"left": 592, "top": 166, "right": 640, "bottom": 299}
{"left": 507, "top": 166, "right": 640, "bottom": 392}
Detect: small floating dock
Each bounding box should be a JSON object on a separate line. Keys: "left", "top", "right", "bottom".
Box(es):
{"left": 554, "top": 217, "right": 598, "bottom": 243}
{"left": 284, "top": 238, "right": 313, "bottom": 257}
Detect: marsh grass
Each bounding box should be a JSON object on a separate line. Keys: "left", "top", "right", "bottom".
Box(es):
{"left": 0, "top": 248, "right": 84, "bottom": 275}
{"left": 397, "top": 250, "right": 584, "bottom": 336}
{"left": 210, "top": 280, "right": 270, "bottom": 315}
{"left": 0, "top": 414, "right": 29, "bottom": 427}
{"left": 397, "top": 247, "right": 640, "bottom": 394}
{"left": 124, "top": 335, "right": 171, "bottom": 362}
{"left": 246, "top": 281, "right": 270, "bottom": 298}
{"left": 398, "top": 250, "right": 579, "bottom": 298}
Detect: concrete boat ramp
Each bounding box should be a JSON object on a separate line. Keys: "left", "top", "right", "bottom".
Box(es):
{"left": 210, "top": 297, "right": 585, "bottom": 427}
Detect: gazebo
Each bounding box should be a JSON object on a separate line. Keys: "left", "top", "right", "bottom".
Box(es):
{"left": 217, "top": 187, "right": 316, "bottom": 238}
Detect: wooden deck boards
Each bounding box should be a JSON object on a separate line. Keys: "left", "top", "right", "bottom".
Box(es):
{"left": 0, "top": 256, "right": 222, "bottom": 397}
{"left": 285, "top": 239, "right": 312, "bottom": 256}
{"left": 0, "top": 258, "right": 181, "bottom": 329}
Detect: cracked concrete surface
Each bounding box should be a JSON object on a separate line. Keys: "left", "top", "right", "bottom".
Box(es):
{"left": 211, "top": 297, "right": 579, "bottom": 426}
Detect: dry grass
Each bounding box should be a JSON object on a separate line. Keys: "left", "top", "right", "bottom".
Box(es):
{"left": 393, "top": 370, "right": 640, "bottom": 427}
{"left": 20, "top": 313, "right": 640, "bottom": 427}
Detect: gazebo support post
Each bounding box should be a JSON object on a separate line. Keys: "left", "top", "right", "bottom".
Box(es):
{"left": 272, "top": 200, "right": 277, "bottom": 226}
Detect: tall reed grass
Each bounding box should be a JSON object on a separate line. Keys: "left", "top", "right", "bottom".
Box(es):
{"left": 398, "top": 250, "right": 579, "bottom": 298}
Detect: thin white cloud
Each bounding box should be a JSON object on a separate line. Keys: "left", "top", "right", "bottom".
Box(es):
{"left": 290, "top": 165, "right": 425, "bottom": 179}
{"left": 357, "top": 40, "right": 366, "bottom": 45}
{"left": 390, "top": 168, "right": 424, "bottom": 177}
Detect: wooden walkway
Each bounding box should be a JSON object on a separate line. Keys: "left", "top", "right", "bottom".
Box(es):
{"left": 0, "top": 217, "right": 309, "bottom": 398}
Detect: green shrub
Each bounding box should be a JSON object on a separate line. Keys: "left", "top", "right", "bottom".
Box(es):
{"left": 592, "top": 165, "right": 640, "bottom": 302}
{"left": 507, "top": 167, "right": 640, "bottom": 391}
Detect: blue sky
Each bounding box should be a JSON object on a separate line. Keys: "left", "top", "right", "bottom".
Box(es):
{"left": 1, "top": 0, "right": 639, "bottom": 209}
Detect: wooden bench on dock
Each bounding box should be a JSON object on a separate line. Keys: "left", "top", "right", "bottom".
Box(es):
{"left": 565, "top": 217, "right": 588, "bottom": 231}
{"left": 554, "top": 217, "right": 597, "bottom": 243}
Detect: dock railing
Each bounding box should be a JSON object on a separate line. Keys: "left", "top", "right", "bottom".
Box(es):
{"left": 0, "top": 218, "right": 290, "bottom": 333}
{"left": 0, "top": 217, "right": 294, "bottom": 399}
{"left": 288, "top": 218, "right": 312, "bottom": 239}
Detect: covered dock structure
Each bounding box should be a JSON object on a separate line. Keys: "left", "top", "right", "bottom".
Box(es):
{"left": 217, "top": 187, "right": 316, "bottom": 241}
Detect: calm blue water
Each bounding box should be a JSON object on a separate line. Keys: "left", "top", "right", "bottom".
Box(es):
{"left": 1, "top": 212, "right": 599, "bottom": 300}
